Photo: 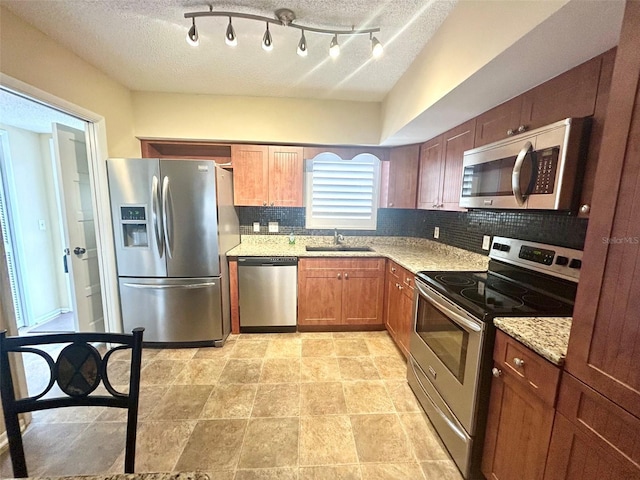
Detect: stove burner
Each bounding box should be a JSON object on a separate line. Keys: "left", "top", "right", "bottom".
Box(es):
{"left": 486, "top": 279, "right": 528, "bottom": 296}
{"left": 522, "top": 294, "right": 564, "bottom": 310}
{"left": 460, "top": 288, "right": 525, "bottom": 309}
{"left": 435, "top": 274, "right": 476, "bottom": 287}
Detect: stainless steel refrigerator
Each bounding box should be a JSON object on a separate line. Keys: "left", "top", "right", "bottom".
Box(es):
{"left": 107, "top": 158, "right": 239, "bottom": 346}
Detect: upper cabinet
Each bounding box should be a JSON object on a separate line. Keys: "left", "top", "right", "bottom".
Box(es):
{"left": 384, "top": 144, "right": 420, "bottom": 209}
{"left": 140, "top": 139, "right": 233, "bottom": 166}
{"left": 232, "top": 145, "right": 303, "bottom": 206}
{"left": 417, "top": 119, "right": 476, "bottom": 211}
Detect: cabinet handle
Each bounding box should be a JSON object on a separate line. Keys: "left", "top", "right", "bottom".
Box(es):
{"left": 432, "top": 204, "right": 438, "bottom": 208}
{"left": 344, "top": 273, "right": 349, "bottom": 279}
{"left": 337, "top": 273, "right": 342, "bottom": 279}
{"left": 391, "top": 267, "right": 396, "bottom": 273}
{"left": 492, "top": 367, "right": 502, "bottom": 377}
{"left": 395, "top": 283, "right": 400, "bottom": 288}
{"left": 507, "top": 128, "right": 515, "bottom": 136}
{"left": 517, "top": 124, "right": 527, "bottom": 133}
{"left": 580, "top": 204, "right": 591, "bottom": 214}
{"left": 513, "top": 357, "right": 525, "bottom": 367}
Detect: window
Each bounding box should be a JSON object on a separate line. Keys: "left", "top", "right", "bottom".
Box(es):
{"left": 304, "top": 152, "right": 381, "bottom": 230}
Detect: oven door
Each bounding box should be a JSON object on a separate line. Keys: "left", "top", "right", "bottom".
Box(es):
{"left": 410, "top": 278, "right": 485, "bottom": 433}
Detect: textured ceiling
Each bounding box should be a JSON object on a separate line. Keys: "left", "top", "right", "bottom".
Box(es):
{"left": 2, "top": 0, "right": 457, "bottom": 102}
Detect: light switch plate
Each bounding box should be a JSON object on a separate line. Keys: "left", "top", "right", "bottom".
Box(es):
{"left": 268, "top": 221, "right": 279, "bottom": 233}
{"left": 482, "top": 235, "right": 491, "bottom": 250}
{"left": 253, "top": 222, "right": 260, "bottom": 233}
{"left": 434, "top": 227, "right": 440, "bottom": 239}
{"left": 38, "top": 219, "right": 46, "bottom": 231}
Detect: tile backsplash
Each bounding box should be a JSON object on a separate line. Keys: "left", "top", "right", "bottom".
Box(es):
{"left": 237, "top": 207, "right": 588, "bottom": 254}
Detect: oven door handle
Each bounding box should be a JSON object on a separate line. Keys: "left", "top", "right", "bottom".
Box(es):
{"left": 415, "top": 281, "right": 482, "bottom": 333}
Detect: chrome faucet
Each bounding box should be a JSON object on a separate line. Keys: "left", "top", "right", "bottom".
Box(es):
{"left": 334, "top": 228, "right": 345, "bottom": 245}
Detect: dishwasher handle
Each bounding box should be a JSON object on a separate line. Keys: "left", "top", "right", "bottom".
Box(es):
{"left": 238, "top": 256, "right": 298, "bottom": 267}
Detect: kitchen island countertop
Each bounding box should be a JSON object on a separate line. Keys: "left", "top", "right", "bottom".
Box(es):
{"left": 493, "top": 316, "right": 572, "bottom": 366}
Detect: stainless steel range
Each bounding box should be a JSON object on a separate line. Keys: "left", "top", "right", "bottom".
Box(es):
{"left": 407, "top": 236, "right": 582, "bottom": 479}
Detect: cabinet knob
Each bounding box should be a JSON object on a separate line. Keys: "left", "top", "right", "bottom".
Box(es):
{"left": 270, "top": 202, "right": 275, "bottom": 207}
{"left": 406, "top": 277, "right": 411, "bottom": 284}
{"left": 262, "top": 201, "right": 267, "bottom": 206}
{"left": 432, "top": 204, "right": 438, "bottom": 208}
{"left": 389, "top": 202, "right": 394, "bottom": 207}
{"left": 580, "top": 204, "right": 590, "bottom": 214}
{"left": 513, "top": 357, "right": 525, "bottom": 367}
{"left": 507, "top": 128, "right": 515, "bottom": 136}
{"left": 337, "top": 273, "right": 342, "bottom": 279}
{"left": 344, "top": 273, "right": 349, "bottom": 279}
{"left": 517, "top": 124, "right": 527, "bottom": 133}
{"left": 391, "top": 267, "right": 396, "bottom": 273}
{"left": 492, "top": 367, "right": 502, "bottom": 378}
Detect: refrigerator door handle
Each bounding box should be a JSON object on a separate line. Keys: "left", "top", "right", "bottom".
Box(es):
{"left": 162, "top": 175, "right": 173, "bottom": 259}
{"left": 151, "top": 175, "right": 164, "bottom": 258}
{"left": 122, "top": 282, "right": 217, "bottom": 289}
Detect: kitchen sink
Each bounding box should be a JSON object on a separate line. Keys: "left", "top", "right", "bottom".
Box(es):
{"left": 305, "top": 245, "right": 374, "bottom": 252}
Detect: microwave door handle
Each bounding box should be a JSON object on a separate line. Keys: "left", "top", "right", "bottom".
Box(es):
{"left": 512, "top": 141, "right": 533, "bottom": 207}
{"left": 415, "top": 281, "right": 482, "bottom": 333}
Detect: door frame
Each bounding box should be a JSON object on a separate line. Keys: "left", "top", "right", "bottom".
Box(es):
{"left": 0, "top": 74, "right": 121, "bottom": 334}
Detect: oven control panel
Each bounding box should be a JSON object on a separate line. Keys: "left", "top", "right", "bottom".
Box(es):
{"left": 518, "top": 246, "right": 555, "bottom": 265}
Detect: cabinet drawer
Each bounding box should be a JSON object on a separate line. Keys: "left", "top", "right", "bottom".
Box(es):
{"left": 494, "top": 330, "right": 561, "bottom": 406}
{"left": 388, "top": 260, "right": 402, "bottom": 279}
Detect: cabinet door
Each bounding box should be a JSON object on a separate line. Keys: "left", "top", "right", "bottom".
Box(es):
{"left": 417, "top": 135, "right": 444, "bottom": 210}
{"left": 397, "top": 287, "right": 414, "bottom": 357}
{"left": 481, "top": 366, "right": 555, "bottom": 480}
{"left": 384, "top": 276, "right": 401, "bottom": 338}
{"left": 297, "top": 258, "right": 343, "bottom": 326}
{"left": 386, "top": 145, "right": 420, "bottom": 208}
{"left": 342, "top": 259, "right": 385, "bottom": 325}
{"left": 474, "top": 97, "right": 523, "bottom": 147}
{"left": 440, "top": 119, "right": 476, "bottom": 211}
{"left": 268, "top": 146, "right": 303, "bottom": 207}
{"left": 564, "top": 1, "right": 640, "bottom": 419}
{"left": 231, "top": 145, "right": 269, "bottom": 206}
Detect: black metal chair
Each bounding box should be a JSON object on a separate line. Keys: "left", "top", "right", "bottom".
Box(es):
{"left": 0, "top": 328, "right": 144, "bottom": 478}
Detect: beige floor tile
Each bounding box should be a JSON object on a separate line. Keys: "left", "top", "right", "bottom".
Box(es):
{"left": 372, "top": 356, "right": 407, "bottom": 379}
{"left": 31, "top": 405, "right": 105, "bottom": 423}
{"left": 364, "top": 337, "right": 401, "bottom": 356}
{"left": 104, "top": 359, "right": 134, "bottom": 385}
{"left": 398, "top": 412, "right": 450, "bottom": 461}
{"left": 384, "top": 381, "right": 421, "bottom": 413}
{"left": 343, "top": 381, "right": 395, "bottom": 414}
{"left": 360, "top": 462, "right": 426, "bottom": 480}
{"left": 252, "top": 383, "right": 300, "bottom": 417}
{"left": 237, "top": 333, "right": 274, "bottom": 341}
{"left": 154, "top": 348, "right": 197, "bottom": 360}
{"left": 299, "top": 415, "right": 358, "bottom": 466}
{"left": 420, "top": 460, "right": 463, "bottom": 480}
{"left": 109, "top": 347, "right": 160, "bottom": 363}
{"left": 194, "top": 345, "right": 234, "bottom": 358}
{"left": 260, "top": 358, "right": 301, "bottom": 382}
{"left": 301, "top": 338, "right": 336, "bottom": 357}
{"left": 173, "top": 358, "right": 227, "bottom": 384}
{"left": 176, "top": 419, "right": 247, "bottom": 470}
{"left": 119, "top": 420, "right": 196, "bottom": 472}
{"left": 299, "top": 465, "right": 362, "bottom": 480}
{"left": 350, "top": 414, "right": 414, "bottom": 463}
{"left": 300, "top": 382, "right": 347, "bottom": 415}
{"left": 96, "top": 385, "right": 168, "bottom": 421}
{"left": 149, "top": 384, "right": 213, "bottom": 420}
{"left": 201, "top": 383, "right": 257, "bottom": 418}
{"left": 299, "top": 332, "right": 334, "bottom": 339}
{"left": 301, "top": 357, "right": 341, "bottom": 382}
{"left": 238, "top": 417, "right": 299, "bottom": 468}
{"left": 139, "top": 359, "right": 185, "bottom": 385}
{"left": 338, "top": 357, "right": 380, "bottom": 380}
{"left": 235, "top": 467, "right": 299, "bottom": 480}
{"left": 334, "top": 339, "right": 371, "bottom": 357}
{"left": 266, "top": 338, "right": 302, "bottom": 357}
{"left": 219, "top": 358, "right": 263, "bottom": 384}
{"left": 232, "top": 340, "right": 270, "bottom": 358}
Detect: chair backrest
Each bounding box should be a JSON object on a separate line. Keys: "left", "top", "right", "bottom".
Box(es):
{"left": 0, "top": 328, "right": 144, "bottom": 478}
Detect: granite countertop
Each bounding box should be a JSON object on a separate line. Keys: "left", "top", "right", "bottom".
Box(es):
{"left": 493, "top": 317, "right": 572, "bottom": 366}
{"left": 227, "top": 235, "right": 489, "bottom": 274}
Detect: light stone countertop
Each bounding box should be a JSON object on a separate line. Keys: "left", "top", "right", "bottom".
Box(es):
{"left": 227, "top": 235, "right": 489, "bottom": 274}
{"left": 493, "top": 317, "right": 572, "bottom": 366}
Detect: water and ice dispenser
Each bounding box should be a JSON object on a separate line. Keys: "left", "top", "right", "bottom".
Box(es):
{"left": 120, "top": 206, "right": 148, "bottom": 247}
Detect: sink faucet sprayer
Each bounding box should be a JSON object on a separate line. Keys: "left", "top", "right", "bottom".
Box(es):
{"left": 334, "top": 228, "right": 345, "bottom": 245}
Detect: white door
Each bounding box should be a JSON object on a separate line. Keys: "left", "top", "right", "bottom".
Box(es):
{"left": 52, "top": 123, "right": 105, "bottom": 332}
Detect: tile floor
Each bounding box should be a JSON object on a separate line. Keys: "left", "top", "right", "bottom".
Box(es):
{"left": 0, "top": 331, "right": 462, "bottom": 480}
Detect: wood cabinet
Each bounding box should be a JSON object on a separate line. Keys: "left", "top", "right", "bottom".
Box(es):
{"left": 482, "top": 331, "right": 561, "bottom": 480}
{"left": 298, "top": 258, "right": 385, "bottom": 328}
{"left": 384, "top": 260, "right": 414, "bottom": 356}
{"left": 140, "top": 139, "right": 233, "bottom": 166}
{"left": 383, "top": 145, "right": 420, "bottom": 209}
{"left": 474, "top": 97, "right": 524, "bottom": 148}
{"left": 417, "top": 119, "right": 476, "bottom": 211}
{"left": 231, "top": 145, "right": 303, "bottom": 206}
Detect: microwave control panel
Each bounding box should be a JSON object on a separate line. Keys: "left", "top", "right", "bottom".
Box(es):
{"left": 532, "top": 147, "right": 559, "bottom": 194}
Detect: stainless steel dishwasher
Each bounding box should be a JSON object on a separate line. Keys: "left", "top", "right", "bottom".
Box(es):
{"left": 238, "top": 257, "right": 298, "bottom": 332}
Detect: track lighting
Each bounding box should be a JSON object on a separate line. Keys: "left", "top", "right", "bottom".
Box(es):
{"left": 329, "top": 34, "right": 340, "bottom": 58}
{"left": 186, "top": 18, "right": 199, "bottom": 47}
{"left": 262, "top": 23, "right": 273, "bottom": 51}
{"left": 184, "top": 7, "right": 382, "bottom": 59}
{"left": 225, "top": 17, "right": 237, "bottom": 46}
{"left": 297, "top": 30, "right": 308, "bottom": 57}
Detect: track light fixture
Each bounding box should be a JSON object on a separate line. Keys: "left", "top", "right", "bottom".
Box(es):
{"left": 184, "top": 7, "right": 382, "bottom": 59}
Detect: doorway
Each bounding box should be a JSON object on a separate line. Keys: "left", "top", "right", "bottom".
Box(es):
{"left": 0, "top": 89, "right": 105, "bottom": 336}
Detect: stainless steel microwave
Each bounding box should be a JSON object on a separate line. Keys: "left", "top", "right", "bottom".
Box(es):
{"left": 460, "top": 117, "right": 590, "bottom": 210}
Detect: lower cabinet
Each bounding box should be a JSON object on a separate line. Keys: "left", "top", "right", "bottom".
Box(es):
{"left": 297, "top": 257, "right": 385, "bottom": 328}
{"left": 482, "top": 330, "right": 560, "bottom": 480}
{"left": 384, "top": 260, "right": 414, "bottom": 356}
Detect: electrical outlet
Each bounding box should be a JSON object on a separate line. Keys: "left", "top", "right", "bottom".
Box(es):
{"left": 38, "top": 219, "right": 46, "bottom": 231}
{"left": 482, "top": 235, "right": 491, "bottom": 250}
{"left": 268, "top": 221, "right": 279, "bottom": 233}
{"left": 253, "top": 222, "right": 260, "bottom": 233}
{"left": 434, "top": 227, "right": 440, "bottom": 239}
